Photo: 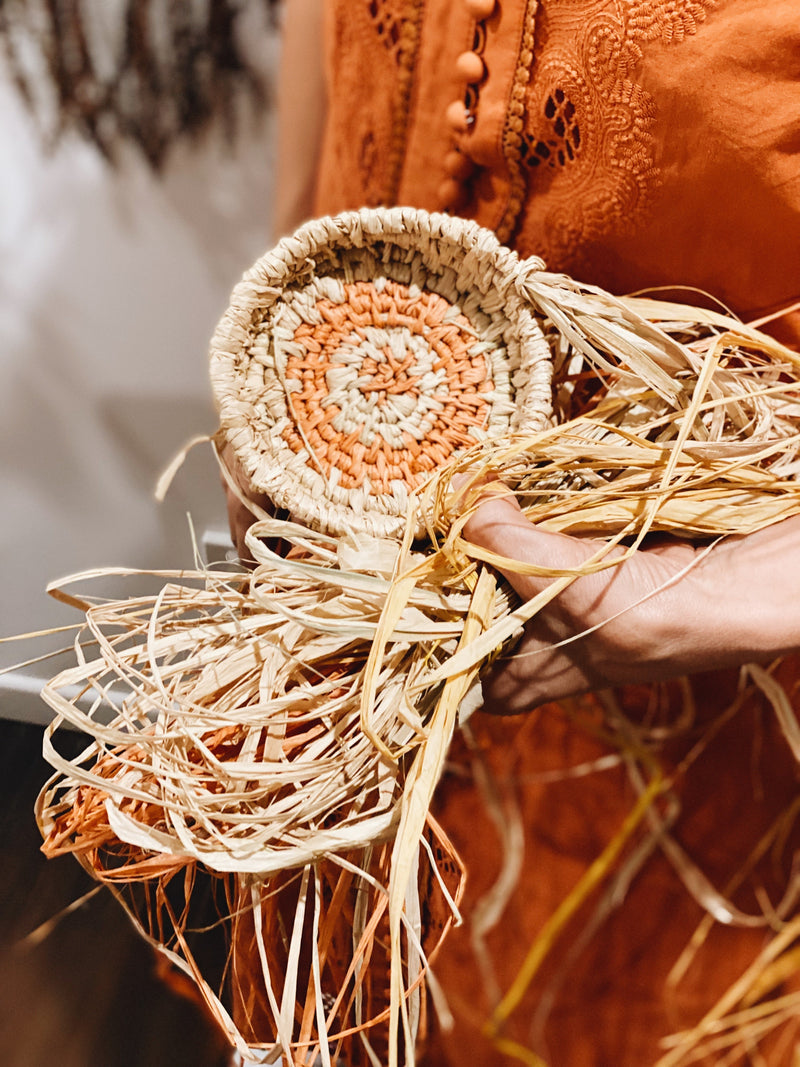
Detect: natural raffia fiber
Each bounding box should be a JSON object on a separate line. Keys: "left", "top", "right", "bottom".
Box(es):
{"left": 210, "top": 208, "right": 553, "bottom": 540}
{"left": 34, "top": 208, "right": 800, "bottom": 1066}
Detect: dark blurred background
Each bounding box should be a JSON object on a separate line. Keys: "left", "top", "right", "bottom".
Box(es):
{"left": 0, "top": 719, "right": 231, "bottom": 1067}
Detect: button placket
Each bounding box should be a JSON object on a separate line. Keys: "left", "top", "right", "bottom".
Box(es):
{"left": 439, "top": 0, "right": 496, "bottom": 211}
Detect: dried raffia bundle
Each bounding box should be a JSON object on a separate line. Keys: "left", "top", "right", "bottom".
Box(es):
{"left": 36, "top": 207, "right": 800, "bottom": 1067}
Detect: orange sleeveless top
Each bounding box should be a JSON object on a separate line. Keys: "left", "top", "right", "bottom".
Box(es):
{"left": 315, "top": 0, "right": 800, "bottom": 345}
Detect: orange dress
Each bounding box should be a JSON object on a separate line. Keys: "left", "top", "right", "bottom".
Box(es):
{"left": 313, "top": 2, "right": 800, "bottom": 1064}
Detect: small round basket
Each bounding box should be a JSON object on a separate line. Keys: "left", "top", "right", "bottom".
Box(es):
{"left": 210, "top": 206, "right": 553, "bottom": 540}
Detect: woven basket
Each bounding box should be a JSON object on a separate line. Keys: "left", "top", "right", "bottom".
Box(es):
{"left": 210, "top": 206, "right": 553, "bottom": 540}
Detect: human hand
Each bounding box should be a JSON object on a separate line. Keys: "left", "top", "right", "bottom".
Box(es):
{"left": 218, "top": 441, "right": 273, "bottom": 562}
{"left": 461, "top": 490, "right": 800, "bottom": 714}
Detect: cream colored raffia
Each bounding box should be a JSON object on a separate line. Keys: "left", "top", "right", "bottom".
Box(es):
{"left": 36, "top": 208, "right": 800, "bottom": 1066}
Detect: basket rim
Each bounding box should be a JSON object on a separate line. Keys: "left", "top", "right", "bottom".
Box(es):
{"left": 209, "top": 206, "right": 553, "bottom": 541}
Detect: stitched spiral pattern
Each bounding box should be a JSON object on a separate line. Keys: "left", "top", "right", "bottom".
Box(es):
{"left": 211, "top": 206, "right": 553, "bottom": 539}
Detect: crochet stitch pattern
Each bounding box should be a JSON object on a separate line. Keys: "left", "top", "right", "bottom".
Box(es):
{"left": 212, "top": 207, "right": 553, "bottom": 540}
{"left": 279, "top": 279, "right": 496, "bottom": 494}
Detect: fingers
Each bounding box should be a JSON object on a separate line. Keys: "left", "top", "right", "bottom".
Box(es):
{"left": 217, "top": 442, "right": 274, "bottom": 562}
{"left": 461, "top": 490, "right": 605, "bottom": 607}
{"left": 455, "top": 483, "right": 696, "bottom": 711}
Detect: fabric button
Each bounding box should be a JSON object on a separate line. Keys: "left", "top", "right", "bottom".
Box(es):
{"left": 444, "top": 149, "right": 475, "bottom": 181}
{"left": 455, "top": 50, "right": 485, "bottom": 83}
{"left": 445, "top": 99, "right": 471, "bottom": 133}
{"left": 464, "top": 0, "right": 495, "bottom": 18}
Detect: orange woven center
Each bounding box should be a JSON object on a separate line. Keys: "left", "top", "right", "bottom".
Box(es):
{"left": 281, "top": 280, "right": 492, "bottom": 493}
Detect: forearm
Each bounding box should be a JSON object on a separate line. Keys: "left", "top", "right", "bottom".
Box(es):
{"left": 273, "top": 0, "right": 327, "bottom": 239}
{"left": 695, "top": 516, "right": 800, "bottom": 664}
{"left": 463, "top": 495, "right": 800, "bottom": 712}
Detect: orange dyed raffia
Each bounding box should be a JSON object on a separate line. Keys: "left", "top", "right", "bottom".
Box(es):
{"left": 281, "top": 280, "right": 493, "bottom": 493}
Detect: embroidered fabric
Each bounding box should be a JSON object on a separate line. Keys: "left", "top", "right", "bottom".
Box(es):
{"left": 366, "top": 0, "right": 411, "bottom": 60}
{"left": 322, "top": 0, "right": 424, "bottom": 208}
{"left": 318, "top": 0, "right": 727, "bottom": 281}
{"left": 505, "top": 0, "right": 718, "bottom": 263}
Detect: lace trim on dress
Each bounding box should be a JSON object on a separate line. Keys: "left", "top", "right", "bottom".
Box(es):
{"left": 497, "top": 0, "right": 541, "bottom": 244}
{"left": 499, "top": 0, "right": 719, "bottom": 256}
{"left": 365, "top": 0, "right": 426, "bottom": 205}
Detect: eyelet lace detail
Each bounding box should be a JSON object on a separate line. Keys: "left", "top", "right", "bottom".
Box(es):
{"left": 367, "top": 0, "right": 408, "bottom": 60}
{"left": 520, "top": 88, "right": 582, "bottom": 170}
{"left": 499, "top": 0, "right": 719, "bottom": 259}
{"left": 364, "top": 0, "right": 425, "bottom": 204}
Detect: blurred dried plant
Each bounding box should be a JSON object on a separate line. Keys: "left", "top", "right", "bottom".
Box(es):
{"left": 0, "top": 0, "right": 280, "bottom": 167}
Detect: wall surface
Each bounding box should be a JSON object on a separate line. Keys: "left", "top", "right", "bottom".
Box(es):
{"left": 0, "top": 22, "right": 280, "bottom": 722}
